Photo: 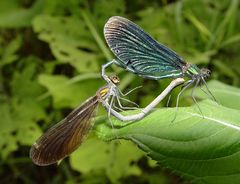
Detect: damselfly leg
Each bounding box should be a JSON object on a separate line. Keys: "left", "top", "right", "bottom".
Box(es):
{"left": 102, "top": 60, "right": 117, "bottom": 83}
{"left": 103, "top": 78, "right": 185, "bottom": 125}
{"left": 172, "top": 80, "right": 194, "bottom": 122}
{"left": 191, "top": 79, "right": 204, "bottom": 118}
{"left": 201, "top": 77, "right": 218, "bottom": 103}
{"left": 116, "top": 96, "right": 139, "bottom": 109}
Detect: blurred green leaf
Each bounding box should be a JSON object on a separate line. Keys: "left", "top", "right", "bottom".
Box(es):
{"left": 97, "top": 100, "right": 240, "bottom": 184}
{"left": 70, "top": 135, "right": 144, "bottom": 183}
{"left": 213, "top": 60, "right": 238, "bottom": 79}
{"left": 0, "top": 35, "right": 22, "bottom": 67}
{"left": 33, "top": 15, "right": 100, "bottom": 73}
{"left": 0, "top": 59, "right": 46, "bottom": 159}
{"left": 206, "top": 0, "right": 240, "bottom": 49}
{"left": 0, "top": 104, "right": 18, "bottom": 159}
{"left": 0, "top": 0, "right": 44, "bottom": 28}
{"left": 186, "top": 50, "right": 216, "bottom": 64}
{"left": 11, "top": 57, "right": 45, "bottom": 98}
{"left": 12, "top": 98, "right": 45, "bottom": 145}
{"left": 184, "top": 12, "right": 212, "bottom": 41}
{"left": 38, "top": 74, "right": 103, "bottom": 108}
{"left": 93, "top": 0, "right": 125, "bottom": 29}
{"left": 220, "top": 34, "right": 240, "bottom": 48}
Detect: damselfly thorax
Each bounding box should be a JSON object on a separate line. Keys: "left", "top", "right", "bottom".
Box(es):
{"left": 182, "top": 63, "right": 211, "bottom": 81}
{"left": 97, "top": 75, "right": 120, "bottom": 102}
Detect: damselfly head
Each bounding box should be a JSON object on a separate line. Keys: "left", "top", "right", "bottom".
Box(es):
{"left": 200, "top": 68, "right": 211, "bottom": 78}
{"left": 110, "top": 75, "right": 120, "bottom": 84}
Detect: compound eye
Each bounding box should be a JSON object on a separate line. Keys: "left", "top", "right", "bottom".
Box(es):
{"left": 110, "top": 75, "right": 120, "bottom": 84}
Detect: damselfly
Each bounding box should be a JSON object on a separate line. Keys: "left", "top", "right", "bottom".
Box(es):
{"left": 102, "top": 16, "right": 216, "bottom": 117}
{"left": 30, "top": 76, "right": 123, "bottom": 166}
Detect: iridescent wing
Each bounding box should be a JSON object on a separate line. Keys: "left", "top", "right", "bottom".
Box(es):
{"left": 104, "top": 16, "right": 186, "bottom": 80}
{"left": 30, "top": 96, "right": 99, "bottom": 166}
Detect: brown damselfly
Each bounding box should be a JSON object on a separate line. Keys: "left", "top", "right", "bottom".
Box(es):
{"left": 30, "top": 76, "right": 121, "bottom": 166}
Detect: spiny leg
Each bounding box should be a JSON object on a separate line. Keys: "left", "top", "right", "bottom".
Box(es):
{"left": 101, "top": 60, "right": 116, "bottom": 83}
{"left": 107, "top": 96, "right": 114, "bottom": 125}
{"left": 118, "top": 96, "right": 139, "bottom": 108}
{"left": 166, "top": 94, "right": 172, "bottom": 107}
{"left": 115, "top": 85, "right": 141, "bottom": 108}
{"left": 109, "top": 95, "right": 124, "bottom": 112}
{"left": 191, "top": 79, "right": 204, "bottom": 118}
{"left": 112, "top": 102, "right": 124, "bottom": 112}
{"left": 172, "top": 80, "right": 193, "bottom": 122}
{"left": 199, "top": 84, "right": 217, "bottom": 103}
{"left": 111, "top": 95, "right": 131, "bottom": 112}
{"left": 117, "top": 85, "right": 142, "bottom": 96}
{"left": 201, "top": 77, "right": 219, "bottom": 104}
{"left": 200, "top": 84, "right": 209, "bottom": 97}
{"left": 104, "top": 78, "right": 185, "bottom": 124}
{"left": 116, "top": 95, "right": 139, "bottom": 110}
{"left": 107, "top": 96, "right": 119, "bottom": 139}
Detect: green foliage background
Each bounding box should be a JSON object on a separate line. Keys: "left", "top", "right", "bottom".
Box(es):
{"left": 0, "top": 0, "right": 240, "bottom": 183}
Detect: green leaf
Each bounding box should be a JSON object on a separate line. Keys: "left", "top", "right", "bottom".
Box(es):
{"left": 97, "top": 100, "right": 240, "bottom": 184}
{"left": 0, "top": 0, "right": 44, "bottom": 28}
{"left": 221, "top": 34, "right": 240, "bottom": 48}
{"left": 0, "top": 35, "right": 22, "bottom": 67}
{"left": 185, "top": 50, "right": 216, "bottom": 65}
{"left": 12, "top": 98, "right": 45, "bottom": 146}
{"left": 184, "top": 12, "right": 212, "bottom": 41}
{"left": 93, "top": 0, "right": 125, "bottom": 29}
{"left": 206, "top": 0, "right": 240, "bottom": 49}
{"left": 0, "top": 59, "right": 46, "bottom": 159}
{"left": 33, "top": 15, "right": 99, "bottom": 72}
{"left": 70, "top": 135, "right": 144, "bottom": 183}
{"left": 11, "top": 57, "right": 45, "bottom": 99}
{"left": 38, "top": 74, "right": 103, "bottom": 108}
{"left": 0, "top": 104, "right": 18, "bottom": 159}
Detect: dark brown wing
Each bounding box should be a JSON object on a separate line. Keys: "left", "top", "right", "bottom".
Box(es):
{"left": 30, "top": 95, "right": 99, "bottom": 166}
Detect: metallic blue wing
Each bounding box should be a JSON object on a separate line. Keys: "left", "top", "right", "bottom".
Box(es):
{"left": 104, "top": 16, "right": 186, "bottom": 79}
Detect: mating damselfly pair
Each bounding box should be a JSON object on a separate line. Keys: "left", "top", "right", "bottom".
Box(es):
{"left": 30, "top": 16, "right": 215, "bottom": 166}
